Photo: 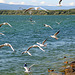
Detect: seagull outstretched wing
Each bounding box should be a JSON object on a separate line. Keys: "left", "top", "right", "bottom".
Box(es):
{"left": 54, "top": 30, "right": 60, "bottom": 36}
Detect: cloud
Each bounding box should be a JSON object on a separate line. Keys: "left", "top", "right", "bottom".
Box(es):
{"left": 0, "top": 0, "right": 5, "bottom": 3}
{"left": 69, "top": 2, "right": 74, "bottom": 6}
{"left": 9, "top": 2, "right": 25, "bottom": 5}
{"left": 40, "top": 1, "right": 45, "bottom": 4}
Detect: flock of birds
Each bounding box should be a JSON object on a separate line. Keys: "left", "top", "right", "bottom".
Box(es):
{"left": 0, "top": 22, "right": 60, "bottom": 73}
{"left": 0, "top": 0, "right": 63, "bottom": 73}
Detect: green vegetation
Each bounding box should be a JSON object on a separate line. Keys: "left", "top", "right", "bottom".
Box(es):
{"left": 0, "top": 9, "right": 75, "bottom": 15}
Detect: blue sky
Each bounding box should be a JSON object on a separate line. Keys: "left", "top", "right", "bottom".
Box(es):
{"left": 0, "top": 0, "right": 75, "bottom": 6}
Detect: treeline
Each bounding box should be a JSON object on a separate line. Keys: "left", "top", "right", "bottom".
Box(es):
{"left": 0, "top": 9, "right": 75, "bottom": 15}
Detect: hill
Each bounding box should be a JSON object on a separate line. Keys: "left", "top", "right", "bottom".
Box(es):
{"left": 0, "top": 3, "right": 75, "bottom": 10}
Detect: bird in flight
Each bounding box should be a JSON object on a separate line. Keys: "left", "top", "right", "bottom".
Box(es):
{"left": 44, "top": 24, "right": 53, "bottom": 29}
{"left": 36, "top": 38, "right": 48, "bottom": 47}
{"left": 50, "top": 30, "right": 60, "bottom": 40}
{"left": 0, "top": 33, "right": 5, "bottom": 35}
{"left": 59, "top": 0, "right": 62, "bottom": 6}
{"left": 0, "top": 22, "right": 12, "bottom": 27}
{"left": 0, "top": 43, "right": 15, "bottom": 52}
{"left": 56, "top": 21, "right": 62, "bottom": 25}
{"left": 22, "top": 45, "right": 45, "bottom": 56}
{"left": 25, "top": 7, "right": 48, "bottom": 12}
{"left": 24, "top": 63, "right": 35, "bottom": 72}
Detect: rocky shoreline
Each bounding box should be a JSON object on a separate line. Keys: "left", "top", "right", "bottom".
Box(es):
{"left": 48, "top": 61, "right": 75, "bottom": 75}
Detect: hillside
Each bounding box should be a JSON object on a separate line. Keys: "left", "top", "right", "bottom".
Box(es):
{"left": 0, "top": 9, "right": 75, "bottom": 15}
{"left": 0, "top": 3, "right": 75, "bottom": 10}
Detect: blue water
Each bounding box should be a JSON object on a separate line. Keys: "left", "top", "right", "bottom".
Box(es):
{"left": 0, "top": 15, "right": 75, "bottom": 75}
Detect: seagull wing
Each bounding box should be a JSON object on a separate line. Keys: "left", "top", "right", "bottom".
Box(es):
{"left": 28, "top": 64, "right": 35, "bottom": 71}
{"left": 49, "top": 25, "right": 53, "bottom": 29}
{"left": 42, "top": 38, "right": 47, "bottom": 45}
{"left": 27, "top": 46, "right": 33, "bottom": 51}
{"left": 36, "top": 45, "right": 45, "bottom": 52}
{"left": 39, "top": 7, "right": 48, "bottom": 11}
{"left": 59, "top": 0, "right": 62, "bottom": 4}
{"left": 0, "top": 23, "right": 3, "bottom": 27}
{"left": 8, "top": 44, "right": 15, "bottom": 52}
{"left": 7, "top": 23, "right": 12, "bottom": 27}
{"left": 37, "top": 42, "right": 42, "bottom": 46}
{"left": 54, "top": 30, "right": 60, "bottom": 36}
{"left": 27, "top": 51, "right": 32, "bottom": 56}
{"left": 25, "top": 7, "right": 34, "bottom": 12}
{"left": 0, "top": 44, "right": 5, "bottom": 48}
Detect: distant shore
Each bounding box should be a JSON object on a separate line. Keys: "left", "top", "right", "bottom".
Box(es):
{"left": 0, "top": 9, "right": 75, "bottom": 15}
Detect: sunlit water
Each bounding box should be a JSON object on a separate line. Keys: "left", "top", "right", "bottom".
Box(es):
{"left": 0, "top": 15, "right": 75, "bottom": 75}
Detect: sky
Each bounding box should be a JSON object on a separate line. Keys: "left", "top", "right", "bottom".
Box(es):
{"left": 0, "top": 0, "right": 75, "bottom": 6}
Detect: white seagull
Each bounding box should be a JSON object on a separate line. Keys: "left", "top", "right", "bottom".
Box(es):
{"left": 22, "top": 45, "right": 45, "bottom": 56}
{"left": 0, "top": 33, "right": 5, "bottom": 35}
{"left": 37, "top": 38, "right": 48, "bottom": 47}
{"left": 0, "top": 43, "right": 15, "bottom": 52}
{"left": 50, "top": 30, "right": 60, "bottom": 40}
{"left": 25, "top": 7, "right": 48, "bottom": 12}
{"left": 44, "top": 24, "right": 53, "bottom": 29}
{"left": 0, "top": 22, "right": 12, "bottom": 27}
{"left": 56, "top": 21, "right": 62, "bottom": 25}
{"left": 24, "top": 63, "right": 35, "bottom": 72}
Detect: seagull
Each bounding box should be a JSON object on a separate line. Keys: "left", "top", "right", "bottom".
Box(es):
{"left": 0, "top": 43, "right": 15, "bottom": 52}
{"left": 24, "top": 63, "right": 35, "bottom": 72}
{"left": 0, "top": 22, "right": 12, "bottom": 27}
{"left": 22, "top": 45, "right": 45, "bottom": 56}
{"left": 36, "top": 38, "right": 48, "bottom": 47}
{"left": 44, "top": 24, "right": 53, "bottom": 29}
{"left": 50, "top": 30, "right": 60, "bottom": 40}
{"left": 56, "top": 21, "right": 62, "bottom": 25}
{"left": 59, "top": 0, "right": 62, "bottom": 6}
{"left": 0, "top": 33, "right": 5, "bottom": 35}
{"left": 25, "top": 7, "right": 48, "bottom": 12}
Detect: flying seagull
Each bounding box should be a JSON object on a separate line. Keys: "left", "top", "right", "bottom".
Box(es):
{"left": 0, "top": 43, "right": 15, "bottom": 52}
{"left": 0, "top": 33, "right": 5, "bottom": 35}
{"left": 59, "top": 0, "right": 62, "bottom": 6}
{"left": 0, "top": 22, "right": 12, "bottom": 27}
{"left": 50, "top": 30, "right": 60, "bottom": 40}
{"left": 22, "top": 45, "right": 45, "bottom": 56}
{"left": 25, "top": 7, "right": 48, "bottom": 12}
{"left": 37, "top": 38, "right": 48, "bottom": 47}
{"left": 56, "top": 21, "right": 62, "bottom": 25}
{"left": 44, "top": 24, "right": 53, "bottom": 29}
{"left": 24, "top": 63, "right": 35, "bottom": 72}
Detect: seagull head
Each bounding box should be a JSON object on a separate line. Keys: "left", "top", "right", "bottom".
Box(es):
{"left": 44, "top": 24, "right": 46, "bottom": 26}
{"left": 24, "top": 63, "right": 27, "bottom": 67}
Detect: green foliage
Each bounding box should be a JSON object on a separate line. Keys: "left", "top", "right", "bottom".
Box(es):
{"left": 0, "top": 9, "right": 75, "bottom": 15}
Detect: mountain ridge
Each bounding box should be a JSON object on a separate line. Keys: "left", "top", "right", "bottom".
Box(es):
{"left": 0, "top": 3, "right": 75, "bottom": 10}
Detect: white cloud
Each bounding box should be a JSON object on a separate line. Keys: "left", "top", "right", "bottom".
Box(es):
{"left": 0, "top": 0, "right": 5, "bottom": 3}
{"left": 9, "top": 2, "right": 25, "bottom": 5}
{"left": 69, "top": 2, "right": 74, "bottom": 6}
{"left": 40, "top": 1, "right": 45, "bottom": 4}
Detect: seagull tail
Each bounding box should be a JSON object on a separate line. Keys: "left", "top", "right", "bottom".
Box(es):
{"left": 44, "top": 44, "right": 47, "bottom": 47}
